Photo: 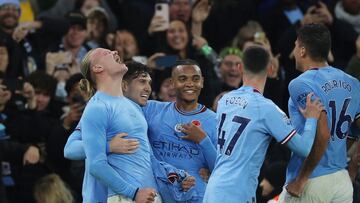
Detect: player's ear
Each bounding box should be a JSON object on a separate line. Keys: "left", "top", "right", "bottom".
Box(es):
{"left": 267, "top": 63, "right": 273, "bottom": 77}
{"left": 238, "top": 62, "right": 244, "bottom": 75}
{"left": 122, "top": 80, "right": 128, "bottom": 92}
{"left": 300, "top": 46, "right": 306, "bottom": 58}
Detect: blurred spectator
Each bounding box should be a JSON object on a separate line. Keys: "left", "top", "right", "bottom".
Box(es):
{"left": 33, "top": 173, "right": 74, "bottom": 203}
{"left": 46, "top": 73, "right": 85, "bottom": 202}
{"left": 170, "top": 0, "right": 192, "bottom": 22}
{"left": 38, "top": 0, "right": 117, "bottom": 32}
{"left": 259, "top": 0, "right": 306, "bottom": 51}
{"left": 85, "top": 7, "right": 109, "bottom": 49}
{"left": 0, "top": 41, "right": 9, "bottom": 73}
{"left": 112, "top": 30, "right": 140, "bottom": 61}
{"left": 0, "top": 140, "right": 40, "bottom": 203}
{"left": 0, "top": 0, "right": 38, "bottom": 78}
{"left": 334, "top": 0, "right": 360, "bottom": 34}
{"left": 346, "top": 36, "right": 360, "bottom": 80}
{"left": 232, "top": 21, "right": 264, "bottom": 51}
{"left": 203, "top": 0, "right": 256, "bottom": 51}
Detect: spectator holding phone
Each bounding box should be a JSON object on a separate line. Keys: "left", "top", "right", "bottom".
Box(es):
{"left": 46, "top": 73, "right": 86, "bottom": 202}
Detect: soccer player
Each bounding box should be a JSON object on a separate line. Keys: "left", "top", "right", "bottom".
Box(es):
{"left": 142, "top": 59, "right": 221, "bottom": 203}
{"left": 71, "top": 48, "right": 159, "bottom": 203}
{"left": 279, "top": 24, "right": 360, "bottom": 203}
{"left": 64, "top": 60, "right": 195, "bottom": 203}
{"left": 203, "top": 46, "right": 324, "bottom": 203}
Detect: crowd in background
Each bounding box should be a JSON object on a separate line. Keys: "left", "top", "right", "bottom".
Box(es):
{"left": 0, "top": 0, "right": 359, "bottom": 202}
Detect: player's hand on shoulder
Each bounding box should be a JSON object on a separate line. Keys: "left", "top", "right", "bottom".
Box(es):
{"left": 109, "top": 133, "right": 139, "bottom": 154}
{"left": 181, "top": 175, "right": 196, "bottom": 192}
{"left": 300, "top": 92, "right": 324, "bottom": 119}
{"left": 135, "top": 188, "right": 157, "bottom": 203}
{"left": 180, "top": 122, "right": 206, "bottom": 144}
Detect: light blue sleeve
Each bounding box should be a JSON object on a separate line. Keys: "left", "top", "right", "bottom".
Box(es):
{"left": 198, "top": 130, "right": 217, "bottom": 171}
{"left": 263, "top": 104, "right": 318, "bottom": 157}
{"left": 64, "top": 127, "right": 86, "bottom": 160}
{"left": 81, "top": 101, "right": 137, "bottom": 199}
{"left": 286, "top": 118, "right": 318, "bottom": 157}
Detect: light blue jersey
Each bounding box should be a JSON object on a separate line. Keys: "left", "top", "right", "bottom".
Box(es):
{"left": 203, "top": 86, "right": 318, "bottom": 203}
{"left": 143, "top": 100, "right": 217, "bottom": 203}
{"left": 79, "top": 91, "right": 157, "bottom": 202}
{"left": 286, "top": 66, "right": 360, "bottom": 182}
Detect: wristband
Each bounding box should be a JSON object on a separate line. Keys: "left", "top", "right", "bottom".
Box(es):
{"left": 200, "top": 44, "right": 213, "bottom": 57}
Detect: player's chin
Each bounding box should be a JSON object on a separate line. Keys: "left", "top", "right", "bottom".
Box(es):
{"left": 138, "top": 97, "right": 148, "bottom": 106}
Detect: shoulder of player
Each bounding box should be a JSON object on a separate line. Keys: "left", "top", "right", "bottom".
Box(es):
{"left": 142, "top": 100, "right": 172, "bottom": 114}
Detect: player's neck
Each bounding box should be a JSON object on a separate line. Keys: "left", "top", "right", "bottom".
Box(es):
{"left": 242, "top": 77, "right": 265, "bottom": 94}
{"left": 303, "top": 60, "right": 328, "bottom": 71}
{"left": 97, "top": 76, "right": 124, "bottom": 97}
{"left": 175, "top": 100, "right": 198, "bottom": 112}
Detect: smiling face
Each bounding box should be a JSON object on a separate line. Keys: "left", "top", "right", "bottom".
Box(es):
{"left": 172, "top": 64, "right": 203, "bottom": 104}
{"left": 0, "top": 3, "right": 20, "bottom": 31}
{"left": 64, "top": 25, "right": 87, "bottom": 49}
{"left": 123, "top": 73, "right": 152, "bottom": 106}
{"left": 220, "top": 54, "right": 243, "bottom": 88}
{"left": 166, "top": 20, "right": 188, "bottom": 51}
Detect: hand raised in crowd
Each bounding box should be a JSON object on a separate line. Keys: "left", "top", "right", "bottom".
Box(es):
{"left": 315, "top": 2, "right": 333, "bottom": 25}
{"left": 19, "top": 82, "right": 36, "bottom": 110}
{"left": 109, "top": 133, "right": 139, "bottom": 154}
{"left": 301, "top": 6, "right": 323, "bottom": 26}
{"left": 12, "top": 21, "right": 42, "bottom": 43}
{"left": 0, "top": 82, "right": 11, "bottom": 111}
{"left": 299, "top": 93, "right": 324, "bottom": 119}
{"left": 192, "top": 0, "right": 211, "bottom": 23}
{"left": 63, "top": 103, "right": 85, "bottom": 130}
{"left": 192, "top": 35, "right": 207, "bottom": 50}
{"left": 135, "top": 188, "right": 157, "bottom": 203}
{"left": 148, "top": 15, "right": 168, "bottom": 35}
{"left": 180, "top": 122, "right": 206, "bottom": 144}
{"left": 45, "top": 51, "right": 73, "bottom": 76}
{"left": 23, "top": 145, "right": 40, "bottom": 165}
{"left": 181, "top": 176, "right": 196, "bottom": 192}
{"left": 147, "top": 52, "right": 165, "bottom": 69}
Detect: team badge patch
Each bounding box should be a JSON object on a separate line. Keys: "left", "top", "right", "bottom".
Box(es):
{"left": 175, "top": 124, "right": 184, "bottom": 132}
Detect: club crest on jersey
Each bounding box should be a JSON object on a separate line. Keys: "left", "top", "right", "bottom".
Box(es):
{"left": 175, "top": 124, "right": 184, "bottom": 132}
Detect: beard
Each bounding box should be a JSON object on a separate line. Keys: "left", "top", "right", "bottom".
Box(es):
{"left": 0, "top": 14, "right": 18, "bottom": 30}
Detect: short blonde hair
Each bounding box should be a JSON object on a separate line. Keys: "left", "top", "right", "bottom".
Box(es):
{"left": 33, "top": 174, "right": 74, "bottom": 203}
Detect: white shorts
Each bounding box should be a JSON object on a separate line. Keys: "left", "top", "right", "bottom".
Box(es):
{"left": 278, "top": 170, "right": 353, "bottom": 203}
{"left": 108, "top": 193, "right": 162, "bottom": 203}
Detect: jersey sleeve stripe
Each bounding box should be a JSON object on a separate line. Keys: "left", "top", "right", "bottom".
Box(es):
{"left": 355, "top": 113, "right": 360, "bottom": 121}
{"left": 280, "top": 129, "right": 297, "bottom": 145}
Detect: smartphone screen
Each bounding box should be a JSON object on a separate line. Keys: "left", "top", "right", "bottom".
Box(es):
{"left": 155, "top": 55, "right": 178, "bottom": 68}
